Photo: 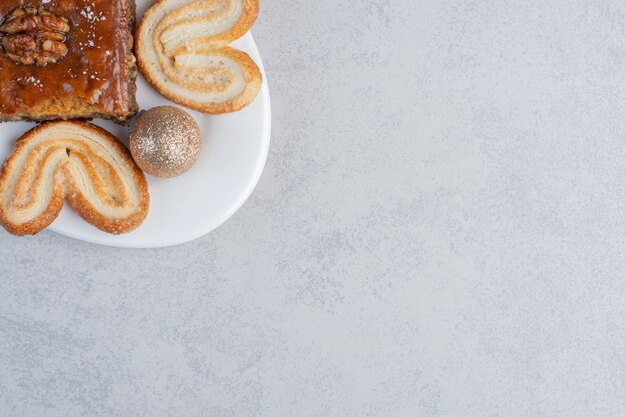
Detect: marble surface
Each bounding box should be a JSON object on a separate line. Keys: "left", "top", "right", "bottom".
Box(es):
{"left": 1, "top": 0, "right": 625, "bottom": 415}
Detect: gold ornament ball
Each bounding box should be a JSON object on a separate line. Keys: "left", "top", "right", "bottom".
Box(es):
{"left": 130, "top": 106, "right": 202, "bottom": 178}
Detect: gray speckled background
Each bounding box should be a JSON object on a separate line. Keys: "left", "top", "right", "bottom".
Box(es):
{"left": 1, "top": 0, "right": 626, "bottom": 416}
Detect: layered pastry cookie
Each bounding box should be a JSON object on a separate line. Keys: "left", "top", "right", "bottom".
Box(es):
{"left": 136, "top": 0, "right": 262, "bottom": 114}
{"left": 0, "top": 121, "right": 149, "bottom": 235}
{"left": 0, "top": 0, "right": 138, "bottom": 123}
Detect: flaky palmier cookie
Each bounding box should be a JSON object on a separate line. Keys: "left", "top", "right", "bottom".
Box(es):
{"left": 0, "top": 121, "right": 149, "bottom": 236}
{"left": 136, "top": 0, "right": 262, "bottom": 114}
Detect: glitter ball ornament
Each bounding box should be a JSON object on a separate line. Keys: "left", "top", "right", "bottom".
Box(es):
{"left": 129, "top": 106, "right": 202, "bottom": 178}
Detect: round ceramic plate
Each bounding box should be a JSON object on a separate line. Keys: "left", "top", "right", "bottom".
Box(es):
{"left": 0, "top": 15, "right": 270, "bottom": 248}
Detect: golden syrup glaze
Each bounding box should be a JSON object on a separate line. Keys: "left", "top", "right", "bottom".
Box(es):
{"left": 0, "top": 0, "right": 132, "bottom": 117}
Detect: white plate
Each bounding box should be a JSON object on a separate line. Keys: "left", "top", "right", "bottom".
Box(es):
{"left": 0, "top": 16, "right": 271, "bottom": 248}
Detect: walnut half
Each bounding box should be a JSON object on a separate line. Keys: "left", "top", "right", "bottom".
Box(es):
{"left": 0, "top": 6, "right": 70, "bottom": 66}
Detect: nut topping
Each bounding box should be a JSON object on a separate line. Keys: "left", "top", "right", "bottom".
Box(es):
{"left": 0, "top": 6, "right": 69, "bottom": 66}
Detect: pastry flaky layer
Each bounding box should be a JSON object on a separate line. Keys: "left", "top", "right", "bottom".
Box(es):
{"left": 136, "top": 0, "right": 262, "bottom": 114}
{"left": 0, "top": 121, "right": 150, "bottom": 235}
